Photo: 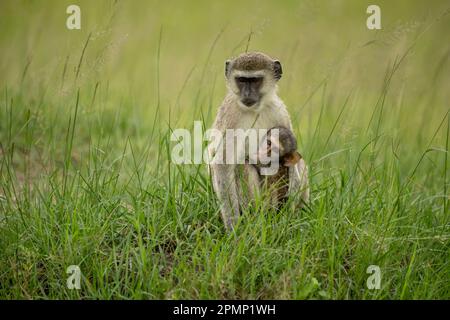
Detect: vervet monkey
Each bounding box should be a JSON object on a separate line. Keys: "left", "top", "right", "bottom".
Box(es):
{"left": 209, "top": 52, "right": 309, "bottom": 230}
{"left": 248, "top": 126, "right": 303, "bottom": 209}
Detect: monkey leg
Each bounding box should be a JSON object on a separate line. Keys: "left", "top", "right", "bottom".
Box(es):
{"left": 288, "top": 158, "right": 310, "bottom": 209}
{"left": 210, "top": 163, "right": 241, "bottom": 231}
{"left": 236, "top": 164, "right": 261, "bottom": 212}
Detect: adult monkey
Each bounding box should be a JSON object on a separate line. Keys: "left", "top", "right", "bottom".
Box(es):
{"left": 209, "top": 52, "right": 309, "bottom": 230}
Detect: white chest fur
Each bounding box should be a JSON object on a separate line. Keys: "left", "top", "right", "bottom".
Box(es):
{"left": 234, "top": 98, "right": 291, "bottom": 130}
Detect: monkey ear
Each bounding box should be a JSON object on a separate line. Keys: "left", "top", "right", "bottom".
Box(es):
{"left": 225, "top": 60, "right": 231, "bottom": 78}
{"left": 283, "top": 151, "right": 302, "bottom": 167}
{"left": 273, "top": 60, "right": 282, "bottom": 80}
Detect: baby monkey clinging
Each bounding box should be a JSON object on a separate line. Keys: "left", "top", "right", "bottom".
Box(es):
{"left": 250, "top": 126, "right": 302, "bottom": 208}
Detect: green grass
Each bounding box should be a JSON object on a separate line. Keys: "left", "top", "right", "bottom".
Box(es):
{"left": 0, "top": 0, "right": 449, "bottom": 299}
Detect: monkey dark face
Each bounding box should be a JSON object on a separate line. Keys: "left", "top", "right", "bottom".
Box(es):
{"left": 225, "top": 52, "right": 283, "bottom": 109}
{"left": 254, "top": 126, "right": 302, "bottom": 167}
{"left": 235, "top": 76, "right": 264, "bottom": 107}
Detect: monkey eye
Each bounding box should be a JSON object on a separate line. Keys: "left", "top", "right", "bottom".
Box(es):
{"left": 235, "top": 77, "right": 263, "bottom": 84}
{"left": 266, "top": 139, "right": 272, "bottom": 146}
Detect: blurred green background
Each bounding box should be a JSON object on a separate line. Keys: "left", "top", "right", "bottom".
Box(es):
{"left": 1, "top": 1, "right": 449, "bottom": 162}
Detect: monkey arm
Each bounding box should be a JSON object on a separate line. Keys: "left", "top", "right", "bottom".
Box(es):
{"left": 281, "top": 111, "right": 309, "bottom": 206}
{"left": 288, "top": 159, "right": 310, "bottom": 206}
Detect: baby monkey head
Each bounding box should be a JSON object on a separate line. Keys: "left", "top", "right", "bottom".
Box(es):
{"left": 225, "top": 52, "right": 282, "bottom": 109}
{"left": 257, "top": 126, "right": 302, "bottom": 168}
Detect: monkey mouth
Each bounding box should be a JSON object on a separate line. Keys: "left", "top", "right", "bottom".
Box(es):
{"left": 241, "top": 98, "right": 258, "bottom": 107}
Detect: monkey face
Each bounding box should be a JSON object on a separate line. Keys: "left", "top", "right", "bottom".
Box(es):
{"left": 235, "top": 76, "right": 264, "bottom": 107}
{"left": 252, "top": 136, "right": 302, "bottom": 168}
{"left": 252, "top": 127, "right": 302, "bottom": 167}
{"left": 256, "top": 134, "right": 283, "bottom": 163}
{"left": 267, "top": 127, "right": 296, "bottom": 156}
{"left": 225, "top": 52, "right": 283, "bottom": 109}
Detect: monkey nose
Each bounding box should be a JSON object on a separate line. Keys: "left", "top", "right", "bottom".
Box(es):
{"left": 242, "top": 98, "right": 257, "bottom": 107}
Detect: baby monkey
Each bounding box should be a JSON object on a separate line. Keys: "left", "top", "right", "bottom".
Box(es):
{"left": 245, "top": 126, "right": 303, "bottom": 209}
